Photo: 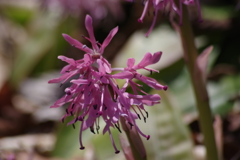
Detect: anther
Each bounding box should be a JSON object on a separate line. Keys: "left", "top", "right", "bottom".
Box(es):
{"left": 137, "top": 114, "right": 141, "bottom": 120}
{"left": 82, "top": 45, "right": 86, "bottom": 49}
{"left": 117, "top": 85, "right": 119, "bottom": 89}
{"left": 71, "top": 44, "right": 75, "bottom": 47}
{"left": 61, "top": 118, "right": 65, "bottom": 123}
{"left": 100, "top": 76, "right": 103, "bottom": 79}
{"left": 163, "top": 85, "right": 168, "bottom": 91}
{"left": 60, "top": 83, "right": 63, "bottom": 87}
{"left": 146, "top": 135, "right": 150, "bottom": 140}
{"left": 140, "top": 74, "right": 142, "bottom": 78}
{"left": 72, "top": 124, "right": 75, "bottom": 129}
{"left": 66, "top": 109, "right": 68, "bottom": 114}
{"left": 150, "top": 70, "right": 153, "bottom": 75}
{"left": 90, "top": 127, "right": 95, "bottom": 134}
{"left": 65, "top": 88, "right": 71, "bottom": 95}
{"left": 75, "top": 118, "right": 78, "bottom": 123}
{"left": 70, "top": 111, "right": 73, "bottom": 116}
{"left": 115, "top": 124, "right": 122, "bottom": 133}
{"left": 80, "top": 147, "right": 85, "bottom": 150}
{"left": 146, "top": 111, "right": 149, "bottom": 118}
{"left": 144, "top": 117, "right": 146, "bottom": 123}
{"left": 72, "top": 104, "right": 75, "bottom": 109}
{"left": 104, "top": 106, "right": 107, "bottom": 110}
{"left": 128, "top": 122, "right": 134, "bottom": 129}
{"left": 115, "top": 150, "right": 120, "bottom": 154}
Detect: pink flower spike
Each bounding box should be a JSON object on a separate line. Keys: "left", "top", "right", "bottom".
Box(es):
{"left": 48, "top": 14, "right": 167, "bottom": 154}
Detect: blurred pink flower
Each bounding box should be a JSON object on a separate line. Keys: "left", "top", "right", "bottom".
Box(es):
{"left": 49, "top": 15, "right": 167, "bottom": 153}
{"left": 127, "top": 0, "right": 202, "bottom": 36}
{"left": 42, "top": 0, "right": 123, "bottom": 21}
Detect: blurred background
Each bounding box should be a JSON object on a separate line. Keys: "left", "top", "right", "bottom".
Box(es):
{"left": 0, "top": 0, "right": 239, "bottom": 160}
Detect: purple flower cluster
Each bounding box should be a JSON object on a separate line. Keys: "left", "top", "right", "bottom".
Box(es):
{"left": 127, "top": 0, "right": 202, "bottom": 36}
{"left": 49, "top": 15, "right": 167, "bottom": 153}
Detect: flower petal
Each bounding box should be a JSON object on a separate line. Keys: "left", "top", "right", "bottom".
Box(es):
{"left": 127, "top": 58, "right": 135, "bottom": 68}
{"left": 85, "top": 15, "right": 99, "bottom": 51}
{"left": 62, "top": 34, "right": 92, "bottom": 53}
{"left": 100, "top": 26, "right": 118, "bottom": 54}
{"left": 112, "top": 71, "right": 134, "bottom": 79}
{"left": 58, "top": 55, "right": 76, "bottom": 66}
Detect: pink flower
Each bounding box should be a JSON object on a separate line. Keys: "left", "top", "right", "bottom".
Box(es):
{"left": 127, "top": 0, "right": 202, "bottom": 36}
{"left": 42, "top": 0, "right": 123, "bottom": 22}
{"left": 49, "top": 15, "right": 167, "bottom": 153}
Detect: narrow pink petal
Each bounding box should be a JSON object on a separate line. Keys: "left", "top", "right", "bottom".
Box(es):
{"left": 85, "top": 15, "right": 99, "bottom": 51}
{"left": 48, "top": 72, "right": 74, "bottom": 83}
{"left": 97, "top": 59, "right": 106, "bottom": 74}
{"left": 127, "top": 58, "right": 135, "bottom": 68}
{"left": 70, "top": 79, "right": 89, "bottom": 85}
{"left": 62, "top": 34, "right": 92, "bottom": 53}
{"left": 58, "top": 56, "right": 75, "bottom": 66}
{"left": 100, "top": 26, "right": 118, "bottom": 54}
{"left": 152, "top": 51, "right": 162, "bottom": 64}
{"left": 135, "top": 52, "right": 152, "bottom": 68}
{"left": 102, "top": 58, "right": 112, "bottom": 73}
{"left": 112, "top": 71, "right": 134, "bottom": 79}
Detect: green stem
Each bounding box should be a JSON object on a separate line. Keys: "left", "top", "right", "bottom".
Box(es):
{"left": 120, "top": 117, "right": 147, "bottom": 160}
{"left": 175, "top": 3, "right": 219, "bottom": 160}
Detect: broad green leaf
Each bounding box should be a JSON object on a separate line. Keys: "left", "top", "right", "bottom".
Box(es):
{"left": 139, "top": 89, "right": 195, "bottom": 160}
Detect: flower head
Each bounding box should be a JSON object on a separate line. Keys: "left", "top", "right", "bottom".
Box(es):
{"left": 127, "top": 0, "right": 202, "bottom": 36}
{"left": 49, "top": 15, "right": 167, "bottom": 153}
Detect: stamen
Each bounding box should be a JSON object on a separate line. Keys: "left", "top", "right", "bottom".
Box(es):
{"left": 108, "top": 130, "right": 120, "bottom": 154}
{"left": 163, "top": 85, "right": 168, "bottom": 91}
{"left": 75, "top": 118, "right": 78, "bottom": 123}
{"left": 72, "top": 124, "right": 75, "bottom": 129}
{"left": 137, "top": 114, "right": 141, "bottom": 120}
{"left": 90, "top": 126, "right": 95, "bottom": 134}
{"left": 115, "top": 124, "right": 122, "bottom": 133}
{"left": 79, "top": 120, "right": 85, "bottom": 150}
{"left": 146, "top": 111, "right": 149, "bottom": 118}
{"left": 128, "top": 122, "right": 134, "bottom": 129}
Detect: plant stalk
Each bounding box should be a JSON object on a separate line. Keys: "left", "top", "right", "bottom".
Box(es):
{"left": 175, "top": 3, "right": 219, "bottom": 160}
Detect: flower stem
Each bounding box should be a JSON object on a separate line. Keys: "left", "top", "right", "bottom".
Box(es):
{"left": 175, "top": 3, "right": 219, "bottom": 160}
{"left": 120, "top": 117, "right": 147, "bottom": 160}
